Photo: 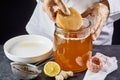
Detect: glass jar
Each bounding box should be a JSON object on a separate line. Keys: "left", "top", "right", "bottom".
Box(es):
{"left": 53, "top": 20, "right": 92, "bottom": 73}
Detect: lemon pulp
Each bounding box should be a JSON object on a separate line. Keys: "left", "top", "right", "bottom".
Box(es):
{"left": 44, "top": 61, "right": 61, "bottom": 77}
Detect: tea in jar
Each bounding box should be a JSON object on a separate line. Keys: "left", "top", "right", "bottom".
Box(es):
{"left": 54, "top": 7, "right": 92, "bottom": 72}
{"left": 54, "top": 25, "right": 92, "bottom": 73}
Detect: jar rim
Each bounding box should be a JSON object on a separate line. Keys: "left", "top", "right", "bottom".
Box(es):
{"left": 55, "top": 25, "right": 91, "bottom": 40}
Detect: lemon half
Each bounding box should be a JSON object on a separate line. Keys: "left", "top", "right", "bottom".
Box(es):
{"left": 44, "top": 61, "right": 61, "bottom": 77}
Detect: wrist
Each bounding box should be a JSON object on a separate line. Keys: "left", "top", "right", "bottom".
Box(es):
{"left": 101, "top": 0, "right": 110, "bottom": 10}
{"left": 101, "top": 0, "right": 110, "bottom": 18}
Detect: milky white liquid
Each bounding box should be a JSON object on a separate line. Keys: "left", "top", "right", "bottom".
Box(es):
{"left": 9, "top": 41, "right": 49, "bottom": 57}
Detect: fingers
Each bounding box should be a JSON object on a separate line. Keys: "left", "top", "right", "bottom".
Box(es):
{"left": 91, "top": 12, "right": 102, "bottom": 41}
{"left": 81, "top": 7, "right": 92, "bottom": 18}
{"left": 46, "top": 6, "right": 57, "bottom": 21}
{"left": 91, "top": 3, "right": 109, "bottom": 41}
{"left": 92, "top": 22, "right": 104, "bottom": 41}
{"left": 43, "top": 0, "right": 70, "bottom": 21}
{"left": 54, "top": 0, "right": 70, "bottom": 15}
{"left": 92, "top": 20, "right": 102, "bottom": 41}
{"left": 43, "top": 0, "right": 57, "bottom": 21}
{"left": 90, "top": 12, "right": 101, "bottom": 34}
{"left": 92, "top": 14, "right": 106, "bottom": 41}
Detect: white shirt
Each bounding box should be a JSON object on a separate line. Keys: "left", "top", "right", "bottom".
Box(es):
{"left": 26, "top": 0, "right": 120, "bottom": 45}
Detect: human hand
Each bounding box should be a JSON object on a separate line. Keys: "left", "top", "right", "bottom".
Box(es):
{"left": 43, "top": 0, "right": 70, "bottom": 21}
{"left": 82, "top": 1, "right": 110, "bottom": 41}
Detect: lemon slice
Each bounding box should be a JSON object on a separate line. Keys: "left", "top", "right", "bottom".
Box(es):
{"left": 56, "top": 7, "right": 82, "bottom": 30}
{"left": 43, "top": 61, "right": 61, "bottom": 77}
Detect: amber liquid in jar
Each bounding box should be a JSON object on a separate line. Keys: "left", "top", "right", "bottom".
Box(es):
{"left": 54, "top": 26, "right": 92, "bottom": 73}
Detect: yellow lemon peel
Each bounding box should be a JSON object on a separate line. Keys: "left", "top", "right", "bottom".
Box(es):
{"left": 44, "top": 61, "right": 61, "bottom": 77}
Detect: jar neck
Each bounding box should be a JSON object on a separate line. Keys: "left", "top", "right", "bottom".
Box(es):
{"left": 54, "top": 24, "right": 91, "bottom": 39}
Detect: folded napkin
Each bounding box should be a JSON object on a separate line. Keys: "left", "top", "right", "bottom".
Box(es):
{"left": 83, "top": 53, "right": 118, "bottom": 80}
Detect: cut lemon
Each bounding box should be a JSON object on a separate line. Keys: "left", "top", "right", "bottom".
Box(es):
{"left": 43, "top": 61, "right": 61, "bottom": 77}
{"left": 56, "top": 7, "right": 83, "bottom": 30}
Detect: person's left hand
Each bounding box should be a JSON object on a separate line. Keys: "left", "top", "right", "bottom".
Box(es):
{"left": 82, "top": 1, "right": 110, "bottom": 41}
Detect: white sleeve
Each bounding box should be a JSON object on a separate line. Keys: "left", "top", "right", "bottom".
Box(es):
{"left": 25, "top": 3, "right": 41, "bottom": 34}
{"left": 107, "top": 0, "right": 120, "bottom": 21}
{"left": 108, "top": 0, "right": 120, "bottom": 16}
{"left": 36, "top": 0, "right": 43, "bottom": 3}
{"left": 26, "top": 2, "right": 55, "bottom": 40}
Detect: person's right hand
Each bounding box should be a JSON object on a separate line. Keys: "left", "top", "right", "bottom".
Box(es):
{"left": 43, "top": 0, "right": 70, "bottom": 22}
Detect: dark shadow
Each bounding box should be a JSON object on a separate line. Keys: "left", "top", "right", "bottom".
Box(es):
{"left": 0, "top": 0, "right": 36, "bottom": 44}
{"left": 112, "top": 19, "right": 120, "bottom": 45}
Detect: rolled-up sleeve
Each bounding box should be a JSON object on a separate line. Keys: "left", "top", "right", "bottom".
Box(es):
{"left": 108, "top": 0, "right": 120, "bottom": 16}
